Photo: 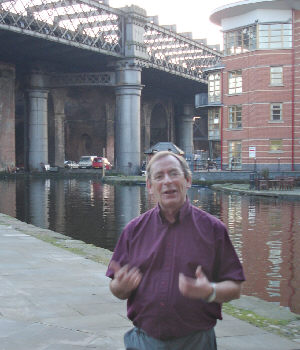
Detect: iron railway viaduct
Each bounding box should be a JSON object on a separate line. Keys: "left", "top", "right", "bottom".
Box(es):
{"left": 0, "top": 0, "right": 222, "bottom": 174}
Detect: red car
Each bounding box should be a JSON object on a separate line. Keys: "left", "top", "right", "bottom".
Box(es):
{"left": 92, "top": 157, "right": 112, "bottom": 170}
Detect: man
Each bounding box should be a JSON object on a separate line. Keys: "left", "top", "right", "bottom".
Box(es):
{"left": 106, "top": 151, "right": 245, "bottom": 349}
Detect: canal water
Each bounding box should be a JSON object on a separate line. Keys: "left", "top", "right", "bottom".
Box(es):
{"left": 0, "top": 177, "right": 299, "bottom": 315}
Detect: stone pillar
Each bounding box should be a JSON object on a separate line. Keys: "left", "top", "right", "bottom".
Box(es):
{"left": 51, "top": 89, "right": 66, "bottom": 167}
{"left": 105, "top": 100, "right": 115, "bottom": 163}
{"left": 28, "top": 89, "right": 49, "bottom": 171}
{"left": 115, "top": 61, "right": 143, "bottom": 175}
{"left": 0, "top": 63, "right": 15, "bottom": 171}
{"left": 142, "top": 103, "right": 151, "bottom": 152}
{"left": 178, "top": 104, "right": 195, "bottom": 155}
{"left": 113, "top": 5, "right": 148, "bottom": 174}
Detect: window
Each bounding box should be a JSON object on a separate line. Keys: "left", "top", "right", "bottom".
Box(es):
{"left": 208, "top": 72, "right": 221, "bottom": 103}
{"left": 228, "top": 105, "right": 242, "bottom": 129}
{"left": 208, "top": 108, "right": 220, "bottom": 140}
{"left": 224, "top": 23, "right": 292, "bottom": 55}
{"left": 258, "top": 23, "right": 292, "bottom": 49}
{"left": 270, "top": 66, "right": 283, "bottom": 85}
{"left": 270, "top": 139, "right": 283, "bottom": 151}
{"left": 228, "top": 71, "right": 242, "bottom": 94}
{"left": 228, "top": 141, "right": 242, "bottom": 169}
{"left": 271, "top": 103, "right": 282, "bottom": 121}
{"left": 224, "top": 25, "right": 257, "bottom": 55}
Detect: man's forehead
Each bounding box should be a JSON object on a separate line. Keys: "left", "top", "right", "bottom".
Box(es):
{"left": 151, "top": 155, "right": 181, "bottom": 170}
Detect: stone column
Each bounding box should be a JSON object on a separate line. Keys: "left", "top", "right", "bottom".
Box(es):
{"left": 115, "top": 61, "right": 143, "bottom": 175}
{"left": 0, "top": 63, "right": 15, "bottom": 171}
{"left": 178, "top": 104, "right": 195, "bottom": 155}
{"left": 113, "top": 5, "right": 148, "bottom": 175}
{"left": 143, "top": 104, "right": 151, "bottom": 151}
{"left": 105, "top": 100, "right": 115, "bottom": 163}
{"left": 28, "top": 89, "right": 49, "bottom": 171}
{"left": 51, "top": 89, "right": 67, "bottom": 167}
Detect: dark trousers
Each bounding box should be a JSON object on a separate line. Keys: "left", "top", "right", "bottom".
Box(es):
{"left": 124, "top": 327, "right": 217, "bottom": 350}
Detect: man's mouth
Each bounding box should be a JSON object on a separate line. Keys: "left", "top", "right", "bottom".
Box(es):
{"left": 163, "top": 189, "right": 177, "bottom": 195}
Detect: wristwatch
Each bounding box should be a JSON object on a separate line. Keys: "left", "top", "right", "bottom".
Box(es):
{"left": 206, "top": 283, "right": 217, "bottom": 303}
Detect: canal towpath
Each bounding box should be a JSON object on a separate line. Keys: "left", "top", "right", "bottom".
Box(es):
{"left": 0, "top": 213, "right": 300, "bottom": 350}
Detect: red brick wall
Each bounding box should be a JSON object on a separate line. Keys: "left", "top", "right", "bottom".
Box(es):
{"left": 0, "top": 62, "right": 15, "bottom": 171}
{"left": 293, "top": 10, "right": 300, "bottom": 170}
{"left": 220, "top": 37, "right": 297, "bottom": 169}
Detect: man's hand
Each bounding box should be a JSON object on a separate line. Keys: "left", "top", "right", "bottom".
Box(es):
{"left": 109, "top": 260, "right": 142, "bottom": 300}
{"left": 179, "top": 266, "right": 213, "bottom": 300}
{"left": 179, "top": 265, "right": 242, "bottom": 303}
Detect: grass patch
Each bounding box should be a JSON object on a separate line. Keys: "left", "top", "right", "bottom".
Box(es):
{"left": 222, "top": 303, "right": 293, "bottom": 338}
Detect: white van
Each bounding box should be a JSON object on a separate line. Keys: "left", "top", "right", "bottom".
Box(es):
{"left": 78, "top": 155, "right": 98, "bottom": 169}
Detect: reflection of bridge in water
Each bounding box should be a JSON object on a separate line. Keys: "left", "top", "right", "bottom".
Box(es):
{"left": 0, "top": 178, "right": 299, "bottom": 314}
{"left": 0, "top": 0, "right": 222, "bottom": 174}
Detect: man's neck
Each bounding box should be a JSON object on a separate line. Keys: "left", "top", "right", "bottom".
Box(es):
{"left": 161, "top": 209, "right": 178, "bottom": 224}
{"left": 160, "top": 202, "right": 185, "bottom": 224}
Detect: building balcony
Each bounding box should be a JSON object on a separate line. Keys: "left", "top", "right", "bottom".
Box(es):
{"left": 195, "top": 93, "right": 223, "bottom": 108}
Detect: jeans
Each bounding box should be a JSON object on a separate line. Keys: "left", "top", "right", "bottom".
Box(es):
{"left": 124, "top": 327, "right": 217, "bottom": 350}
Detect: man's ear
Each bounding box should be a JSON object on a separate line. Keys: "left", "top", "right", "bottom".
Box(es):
{"left": 186, "top": 176, "right": 192, "bottom": 188}
{"left": 146, "top": 179, "right": 153, "bottom": 194}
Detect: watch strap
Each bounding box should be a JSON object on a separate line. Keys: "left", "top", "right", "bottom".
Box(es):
{"left": 206, "top": 282, "right": 217, "bottom": 303}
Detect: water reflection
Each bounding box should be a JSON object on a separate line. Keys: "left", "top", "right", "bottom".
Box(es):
{"left": 0, "top": 178, "right": 299, "bottom": 314}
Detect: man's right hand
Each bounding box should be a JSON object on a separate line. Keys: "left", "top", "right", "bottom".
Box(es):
{"left": 109, "top": 260, "right": 142, "bottom": 300}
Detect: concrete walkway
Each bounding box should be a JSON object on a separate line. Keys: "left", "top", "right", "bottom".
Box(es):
{"left": 0, "top": 215, "right": 299, "bottom": 350}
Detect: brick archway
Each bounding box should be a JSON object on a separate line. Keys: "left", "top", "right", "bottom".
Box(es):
{"left": 150, "top": 104, "right": 168, "bottom": 146}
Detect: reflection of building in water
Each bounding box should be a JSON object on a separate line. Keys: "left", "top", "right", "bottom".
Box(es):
{"left": 29, "top": 179, "right": 50, "bottom": 228}
{"left": 221, "top": 195, "right": 300, "bottom": 314}
{"left": 266, "top": 208, "right": 283, "bottom": 300}
{"left": 52, "top": 179, "right": 65, "bottom": 233}
{"left": 291, "top": 203, "right": 300, "bottom": 314}
{"left": 115, "top": 185, "right": 141, "bottom": 232}
{"left": 226, "top": 195, "right": 243, "bottom": 263}
{"left": 0, "top": 180, "right": 16, "bottom": 218}
{"left": 188, "top": 187, "right": 222, "bottom": 219}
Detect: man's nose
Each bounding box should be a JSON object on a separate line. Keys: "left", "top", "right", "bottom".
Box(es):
{"left": 162, "top": 172, "right": 172, "bottom": 182}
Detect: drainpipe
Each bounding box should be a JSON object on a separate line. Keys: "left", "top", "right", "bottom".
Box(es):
{"left": 220, "top": 68, "right": 224, "bottom": 170}
{"left": 292, "top": 9, "right": 295, "bottom": 171}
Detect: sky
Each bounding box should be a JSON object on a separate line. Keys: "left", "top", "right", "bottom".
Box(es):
{"left": 109, "top": 0, "right": 240, "bottom": 47}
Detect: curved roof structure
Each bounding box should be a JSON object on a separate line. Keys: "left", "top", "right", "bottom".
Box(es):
{"left": 210, "top": 0, "right": 300, "bottom": 26}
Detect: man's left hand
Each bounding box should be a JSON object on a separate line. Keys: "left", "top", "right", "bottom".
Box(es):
{"left": 178, "top": 266, "right": 213, "bottom": 300}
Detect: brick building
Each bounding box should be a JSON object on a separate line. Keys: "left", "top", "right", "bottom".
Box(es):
{"left": 198, "top": 0, "right": 300, "bottom": 171}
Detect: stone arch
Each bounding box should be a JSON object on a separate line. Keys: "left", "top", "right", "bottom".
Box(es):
{"left": 150, "top": 104, "right": 168, "bottom": 146}
{"left": 79, "top": 133, "right": 93, "bottom": 155}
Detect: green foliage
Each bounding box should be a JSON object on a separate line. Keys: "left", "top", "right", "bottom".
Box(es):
{"left": 261, "top": 168, "right": 270, "bottom": 179}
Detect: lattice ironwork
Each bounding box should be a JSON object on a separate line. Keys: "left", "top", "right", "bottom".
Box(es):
{"left": 144, "top": 22, "right": 222, "bottom": 81}
{"left": 50, "top": 71, "right": 115, "bottom": 86}
{"left": 0, "top": 0, "right": 123, "bottom": 55}
{"left": 0, "top": 0, "right": 222, "bottom": 81}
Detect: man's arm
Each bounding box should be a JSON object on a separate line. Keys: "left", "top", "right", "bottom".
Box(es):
{"left": 109, "top": 260, "right": 142, "bottom": 300}
{"left": 179, "top": 265, "right": 242, "bottom": 303}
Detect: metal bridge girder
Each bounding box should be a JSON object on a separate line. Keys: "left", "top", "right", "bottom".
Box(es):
{"left": 0, "top": 0, "right": 222, "bottom": 80}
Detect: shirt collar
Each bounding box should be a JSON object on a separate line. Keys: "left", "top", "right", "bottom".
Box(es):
{"left": 155, "top": 197, "right": 191, "bottom": 224}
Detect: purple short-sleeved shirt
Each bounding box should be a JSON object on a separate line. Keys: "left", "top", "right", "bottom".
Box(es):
{"left": 106, "top": 199, "right": 245, "bottom": 340}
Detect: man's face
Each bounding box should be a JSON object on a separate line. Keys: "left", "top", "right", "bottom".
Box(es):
{"left": 146, "top": 155, "right": 191, "bottom": 212}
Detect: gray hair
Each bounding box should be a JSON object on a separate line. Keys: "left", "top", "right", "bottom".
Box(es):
{"left": 146, "top": 151, "right": 192, "bottom": 182}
